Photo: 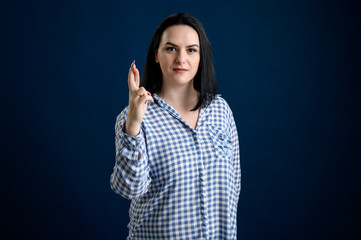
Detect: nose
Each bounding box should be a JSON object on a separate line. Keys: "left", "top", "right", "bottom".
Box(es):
{"left": 176, "top": 49, "right": 186, "bottom": 64}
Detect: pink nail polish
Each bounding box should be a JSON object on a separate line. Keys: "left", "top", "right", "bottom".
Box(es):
{"left": 130, "top": 60, "right": 135, "bottom": 69}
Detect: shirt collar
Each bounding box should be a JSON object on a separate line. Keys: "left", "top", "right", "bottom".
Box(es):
{"left": 152, "top": 93, "right": 214, "bottom": 131}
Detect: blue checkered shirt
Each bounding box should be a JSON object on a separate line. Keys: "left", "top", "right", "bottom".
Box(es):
{"left": 110, "top": 94, "right": 241, "bottom": 239}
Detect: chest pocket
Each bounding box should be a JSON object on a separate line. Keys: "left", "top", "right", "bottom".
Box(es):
{"left": 207, "top": 125, "right": 233, "bottom": 159}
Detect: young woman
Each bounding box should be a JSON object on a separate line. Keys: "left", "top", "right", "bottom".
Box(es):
{"left": 110, "top": 13, "right": 241, "bottom": 239}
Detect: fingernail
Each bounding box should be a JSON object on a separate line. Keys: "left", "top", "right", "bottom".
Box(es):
{"left": 130, "top": 60, "right": 135, "bottom": 69}
{"left": 147, "top": 92, "right": 151, "bottom": 96}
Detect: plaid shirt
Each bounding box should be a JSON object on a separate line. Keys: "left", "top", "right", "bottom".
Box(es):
{"left": 110, "top": 94, "right": 241, "bottom": 239}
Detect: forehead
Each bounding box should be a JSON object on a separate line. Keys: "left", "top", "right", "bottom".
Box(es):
{"left": 160, "top": 25, "right": 199, "bottom": 45}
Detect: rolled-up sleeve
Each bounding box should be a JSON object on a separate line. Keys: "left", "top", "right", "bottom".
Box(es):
{"left": 110, "top": 108, "right": 151, "bottom": 200}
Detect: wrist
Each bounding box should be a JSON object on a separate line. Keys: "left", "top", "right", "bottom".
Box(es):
{"left": 124, "top": 121, "right": 141, "bottom": 136}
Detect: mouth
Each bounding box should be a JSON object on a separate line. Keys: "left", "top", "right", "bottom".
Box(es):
{"left": 173, "top": 68, "right": 188, "bottom": 73}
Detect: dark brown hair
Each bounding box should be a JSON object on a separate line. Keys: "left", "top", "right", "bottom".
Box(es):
{"left": 141, "top": 13, "right": 217, "bottom": 110}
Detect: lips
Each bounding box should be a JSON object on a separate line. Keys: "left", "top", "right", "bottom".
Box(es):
{"left": 173, "top": 68, "right": 188, "bottom": 72}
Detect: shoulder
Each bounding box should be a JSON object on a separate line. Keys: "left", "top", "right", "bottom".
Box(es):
{"left": 209, "top": 94, "right": 233, "bottom": 117}
{"left": 205, "top": 94, "right": 235, "bottom": 129}
{"left": 116, "top": 106, "right": 129, "bottom": 122}
{"left": 115, "top": 106, "right": 129, "bottom": 133}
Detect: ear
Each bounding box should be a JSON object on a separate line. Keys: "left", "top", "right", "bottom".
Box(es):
{"left": 155, "top": 50, "right": 159, "bottom": 63}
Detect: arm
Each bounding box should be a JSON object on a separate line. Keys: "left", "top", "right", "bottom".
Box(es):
{"left": 110, "top": 61, "right": 153, "bottom": 200}
{"left": 228, "top": 108, "right": 241, "bottom": 239}
{"left": 221, "top": 97, "right": 241, "bottom": 197}
{"left": 110, "top": 108, "right": 151, "bottom": 200}
{"left": 229, "top": 112, "right": 241, "bottom": 197}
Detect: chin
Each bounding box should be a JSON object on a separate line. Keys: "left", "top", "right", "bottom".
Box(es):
{"left": 173, "top": 77, "right": 193, "bottom": 85}
{"left": 163, "top": 73, "right": 196, "bottom": 86}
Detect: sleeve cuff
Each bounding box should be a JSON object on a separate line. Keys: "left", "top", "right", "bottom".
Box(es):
{"left": 116, "top": 124, "right": 146, "bottom": 162}
{"left": 122, "top": 125, "right": 144, "bottom": 149}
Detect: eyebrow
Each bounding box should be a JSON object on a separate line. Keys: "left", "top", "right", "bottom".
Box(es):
{"left": 165, "top": 42, "right": 199, "bottom": 48}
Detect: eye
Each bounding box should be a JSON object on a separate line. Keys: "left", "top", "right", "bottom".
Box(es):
{"left": 166, "top": 47, "right": 176, "bottom": 52}
{"left": 188, "top": 48, "right": 197, "bottom": 53}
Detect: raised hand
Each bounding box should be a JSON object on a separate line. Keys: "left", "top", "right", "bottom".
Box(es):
{"left": 125, "top": 61, "right": 154, "bottom": 136}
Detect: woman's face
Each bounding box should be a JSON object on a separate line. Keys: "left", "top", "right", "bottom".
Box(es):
{"left": 156, "top": 25, "right": 200, "bottom": 88}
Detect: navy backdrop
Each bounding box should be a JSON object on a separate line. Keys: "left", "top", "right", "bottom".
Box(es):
{"left": 3, "top": 0, "right": 360, "bottom": 239}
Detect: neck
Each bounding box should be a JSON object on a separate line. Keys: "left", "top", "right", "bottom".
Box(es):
{"left": 158, "top": 80, "right": 199, "bottom": 111}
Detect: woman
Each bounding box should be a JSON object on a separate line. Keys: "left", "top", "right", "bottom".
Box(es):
{"left": 110, "top": 13, "right": 241, "bottom": 239}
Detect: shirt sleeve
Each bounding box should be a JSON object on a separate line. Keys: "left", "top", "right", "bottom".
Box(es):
{"left": 110, "top": 107, "right": 151, "bottom": 200}
{"left": 229, "top": 111, "right": 241, "bottom": 197}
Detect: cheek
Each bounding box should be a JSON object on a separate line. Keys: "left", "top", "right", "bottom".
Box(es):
{"left": 160, "top": 55, "right": 172, "bottom": 66}
{"left": 159, "top": 58, "right": 172, "bottom": 74}
{"left": 193, "top": 57, "right": 200, "bottom": 70}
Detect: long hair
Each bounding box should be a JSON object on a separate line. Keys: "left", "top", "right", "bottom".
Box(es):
{"left": 141, "top": 13, "right": 217, "bottom": 111}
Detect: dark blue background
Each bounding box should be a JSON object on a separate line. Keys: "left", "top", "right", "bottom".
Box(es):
{"left": 3, "top": 0, "right": 360, "bottom": 239}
